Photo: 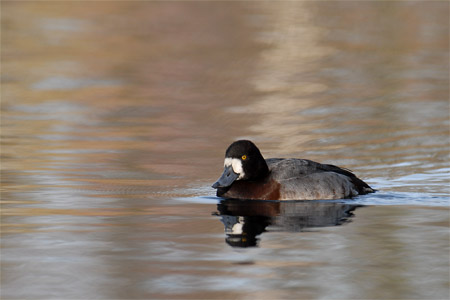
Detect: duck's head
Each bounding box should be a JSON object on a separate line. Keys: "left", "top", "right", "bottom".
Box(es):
{"left": 212, "top": 140, "right": 269, "bottom": 189}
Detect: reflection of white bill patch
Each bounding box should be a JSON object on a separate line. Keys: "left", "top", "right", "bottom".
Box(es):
{"left": 224, "top": 157, "right": 245, "bottom": 179}
{"left": 231, "top": 222, "right": 243, "bottom": 234}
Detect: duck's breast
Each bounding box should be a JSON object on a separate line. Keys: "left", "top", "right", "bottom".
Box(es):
{"left": 218, "top": 178, "right": 281, "bottom": 200}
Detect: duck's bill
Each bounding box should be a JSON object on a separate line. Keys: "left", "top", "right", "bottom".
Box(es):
{"left": 212, "top": 165, "right": 239, "bottom": 188}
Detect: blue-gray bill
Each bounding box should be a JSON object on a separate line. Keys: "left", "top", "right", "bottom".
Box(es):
{"left": 212, "top": 165, "right": 239, "bottom": 188}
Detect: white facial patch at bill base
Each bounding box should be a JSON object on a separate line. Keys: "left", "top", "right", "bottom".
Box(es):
{"left": 224, "top": 157, "right": 245, "bottom": 180}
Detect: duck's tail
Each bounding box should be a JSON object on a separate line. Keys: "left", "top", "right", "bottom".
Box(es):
{"left": 350, "top": 176, "right": 375, "bottom": 195}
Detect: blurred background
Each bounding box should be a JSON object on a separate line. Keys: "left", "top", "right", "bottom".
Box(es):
{"left": 1, "top": 1, "right": 449, "bottom": 299}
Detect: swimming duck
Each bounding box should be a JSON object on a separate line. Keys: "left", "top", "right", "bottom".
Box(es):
{"left": 212, "top": 140, "right": 374, "bottom": 200}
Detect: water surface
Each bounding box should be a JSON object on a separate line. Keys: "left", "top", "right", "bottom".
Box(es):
{"left": 1, "top": 2, "right": 449, "bottom": 299}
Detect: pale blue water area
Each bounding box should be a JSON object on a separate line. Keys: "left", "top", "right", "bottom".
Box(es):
{"left": 2, "top": 2, "right": 449, "bottom": 299}
{"left": 31, "top": 76, "right": 122, "bottom": 90}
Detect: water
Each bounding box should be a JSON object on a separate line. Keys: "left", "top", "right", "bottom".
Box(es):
{"left": 1, "top": 2, "right": 449, "bottom": 299}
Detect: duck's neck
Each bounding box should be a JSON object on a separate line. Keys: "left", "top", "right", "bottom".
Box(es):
{"left": 248, "top": 157, "right": 269, "bottom": 181}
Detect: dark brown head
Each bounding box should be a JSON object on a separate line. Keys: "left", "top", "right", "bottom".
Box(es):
{"left": 212, "top": 140, "right": 269, "bottom": 188}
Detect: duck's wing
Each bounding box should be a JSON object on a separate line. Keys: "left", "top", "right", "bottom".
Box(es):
{"left": 266, "top": 158, "right": 337, "bottom": 178}
{"left": 266, "top": 158, "right": 373, "bottom": 194}
{"left": 318, "top": 162, "right": 373, "bottom": 192}
{"left": 267, "top": 158, "right": 355, "bottom": 179}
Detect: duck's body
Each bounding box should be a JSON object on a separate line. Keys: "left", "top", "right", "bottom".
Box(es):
{"left": 213, "top": 140, "right": 374, "bottom": 201}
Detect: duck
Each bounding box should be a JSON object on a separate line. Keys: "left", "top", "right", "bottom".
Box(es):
{"left": 212, "top": 140, "right": 374, "bottom": 200}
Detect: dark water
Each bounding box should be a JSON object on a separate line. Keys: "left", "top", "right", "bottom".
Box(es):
{"left": 1, "top": 2, "right": 449, "bottom": 299}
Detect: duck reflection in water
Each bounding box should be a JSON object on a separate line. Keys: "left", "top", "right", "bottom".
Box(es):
{"left": 216, "top": 199, "right": 362, "bottom": 247}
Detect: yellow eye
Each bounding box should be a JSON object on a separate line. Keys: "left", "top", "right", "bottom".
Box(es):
{"left": 241, "top": 155, "right": 247, "bottom": 160}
